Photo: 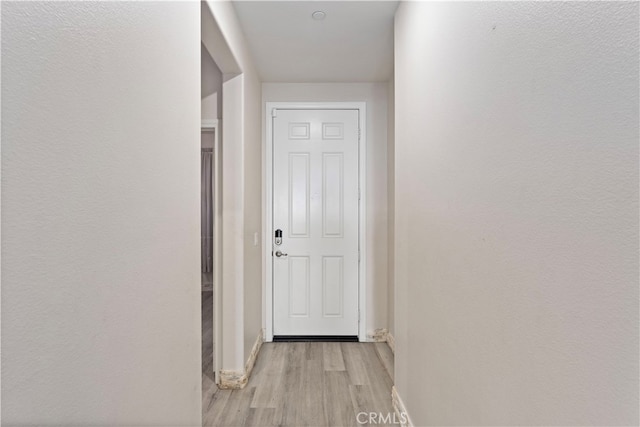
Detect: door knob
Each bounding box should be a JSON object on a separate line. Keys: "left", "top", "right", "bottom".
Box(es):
{"left": 275, "top": 250, "right": 288, "bottom": 257}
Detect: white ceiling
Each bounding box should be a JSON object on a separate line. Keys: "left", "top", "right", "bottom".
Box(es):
{"left": 232, "top": 1, "right": 398, "bottom": 82}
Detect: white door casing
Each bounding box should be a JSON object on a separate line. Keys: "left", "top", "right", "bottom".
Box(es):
{"left": 201, "top": 119, "right": 221, "bottom": 384}
{"left": 271, "top": 109, "right": 360, "bottom": 336}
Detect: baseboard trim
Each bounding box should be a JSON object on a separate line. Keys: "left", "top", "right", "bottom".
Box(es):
{"left": 218, "top": 369, "right": 246, "bottom": 389}
{"left": 245, "top": 328, "right": 264, "bottom": 380}
{"left": 387, "top": 331, "right": 395, "bottom": 354}
{"left": 368, "top": 328, "right": 395, "bottom": 354}
{"left": 218, "top": 328, "right": 264, "bottom": 390}
{"left": 391, "top": 386, "right": 413, "bottom": 427}
{"left": 368, "top": 328, "right": 389, "bottom": 343}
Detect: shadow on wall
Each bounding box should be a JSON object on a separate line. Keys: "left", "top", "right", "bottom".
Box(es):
{"left": 202, "top": 43, "right": 222, "bottom": 120}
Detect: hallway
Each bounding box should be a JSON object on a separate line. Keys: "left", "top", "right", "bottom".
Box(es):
{"left": 1, "top": 1, "right": 637, "bottom": 425}
{"left": 203, "top": 342, "right": 395, "bottom": 426}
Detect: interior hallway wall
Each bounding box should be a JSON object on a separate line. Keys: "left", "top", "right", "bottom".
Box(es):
{"left": 205, "top": 0, "right": 263, "bottom": 368}
{"left": 262, "top": 83, "right": 389, "bottom": 336}
{"left": 201, "top": 43, "right": 223, "bottom": 121}
{"left": 1, "top": 2, "right": 201, "bottom": 424}
{"left": 394, "top": 2, "right": 639, "bottom": 425}
{"left": 387, "top": 77, "right": 395, "bottom": 338}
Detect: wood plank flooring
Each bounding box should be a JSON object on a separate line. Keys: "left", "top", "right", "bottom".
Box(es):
{"left": 202, "top": 272, "right": 213, "bottom": 292}
{"left": 202, "top": 291, "right": 214, "bottom": 382}
{"left": 203, "top": 342, "right": 395, "bottom": 427}
{"left": 373, "top": 343, "right": 393, "bottom": 381}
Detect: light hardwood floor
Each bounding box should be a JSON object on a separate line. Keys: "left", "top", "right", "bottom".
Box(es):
{"left": 202, "top": 291, "right": 214, "bottom": 383}
{"left": 202, "top": 272, "right": 213, "bottom": 292}
{"left": 202, "top": 342, "right": 395, "bottom": 427}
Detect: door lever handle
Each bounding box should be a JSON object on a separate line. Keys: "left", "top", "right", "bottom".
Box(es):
{"left": 275, "top": 250, "right": 288, "bottom": 258}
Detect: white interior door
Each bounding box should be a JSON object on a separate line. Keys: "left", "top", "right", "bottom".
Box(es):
{"left": 272, "top": 109, "right": 359, "bottom": 336}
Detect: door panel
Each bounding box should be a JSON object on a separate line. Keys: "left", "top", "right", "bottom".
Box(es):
{"left": 288, "top": 256, "right": 310, "bottom": 317}
{"left": 289, "top": 153, "right": 310, "bottom": 237}
{"left": 322, "top": 153, "right": 344, "bottom": 237}
{"left": 322, "top": 256, "right": 344, "bottom": 317}
{"left": 273, "top": 109, "right": 359, "bottom": 336}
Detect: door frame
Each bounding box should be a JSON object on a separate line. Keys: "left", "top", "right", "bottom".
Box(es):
{"left": 201, "top": 119, "right": 222, "bottom": 385}
{"left": 263, "top": 102, "right": 367, "bottom": 342}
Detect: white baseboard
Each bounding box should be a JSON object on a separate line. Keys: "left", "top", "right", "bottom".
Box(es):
{"left": 367, "top": 328, "right": 395, "bottom": 354}
{"left": 386, "top": 331, "right": 395, "bottom": 354}
{"left": 219, "top": 328, "right": 264, "bottom": 389}
{"left": 391, "top": 386, "right": 414, "bottom": 427}
{"left": 218, "top": 369, "right": 246, "bottom": 389}
{"left": 368, "top": 328, "right": 389, "bottom": 342}
{"left": 245, "top": 328, "right": 264, "bottom": 378}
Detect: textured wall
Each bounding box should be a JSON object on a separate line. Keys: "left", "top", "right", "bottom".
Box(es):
{"left": 201, "top": 43, "right": 223, "bottom": 121}
{"left": 243, "top": 69, "right": 263, "bottom": 363}
{"left": 387, "top": 77, "right": 395, "bottom": 338}
{"left": 394, "top": 2, "right": 639, "bottom": 425}
{"left": 204, "top": 0, "right": 263, "bottom": 368}
{"left": 1, "top": 2, "right": 201, "bottom": 424}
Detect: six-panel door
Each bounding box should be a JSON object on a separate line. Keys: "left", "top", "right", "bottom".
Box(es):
{"left": 273, "top": 109, "right": 359, "bottom": 336}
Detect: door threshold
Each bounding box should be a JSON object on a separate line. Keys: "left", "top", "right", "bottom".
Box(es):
{"left": 273, "top": 335, "right": 358, "bottom": 342}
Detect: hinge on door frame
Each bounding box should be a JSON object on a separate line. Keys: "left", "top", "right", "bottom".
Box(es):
{"left": 358, "top": 128, "right": 361, "bottom": 141}
{"left": 272, "top": 108, "right": 278, "bottom": 118}
{"left": 358, "top": 250, "right": 361, "bottom": 263}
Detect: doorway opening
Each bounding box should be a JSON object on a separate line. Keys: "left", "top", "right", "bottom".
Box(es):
{"left": 200, "top": 123, "right": 220, "bottom": 386}
{"left": 201, "top": 37, "right": 223, "bottom": 390}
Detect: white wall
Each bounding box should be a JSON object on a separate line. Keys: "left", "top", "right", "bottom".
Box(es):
{"left": 201, "top": 43, "right": 222, "bottom": 121}
{"left": 394, "top": 2, "right": 639, "bottom": 425}
{"left": 243, "top": 68, "right": 263, "bottom": 362}
{"left": 204, "top": 0, "right": 263, "bottom": 369}
{"left": 387, "top": 77, "right": 395, "bottom": 337}
{"left": 220, "top": 73, "right": 245, "bottom": 369}
{"left": 262, "top": 83, "right": 389, "bottom": 336}
{"left": 1, "top": 2, "right": 201, "bottom": 424}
